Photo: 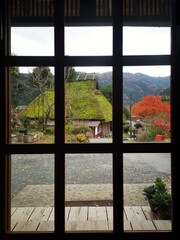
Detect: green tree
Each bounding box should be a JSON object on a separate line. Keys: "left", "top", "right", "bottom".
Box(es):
{"left": 101, "top": 84, "right": 112, "bottom": 103}
{"left": 29, "top": 67, "right": 54, "bottom": 91}
{"left": 65, "top": 67, "right": 78, "bottom": 119}
{"left": 28, "top": 67, "right": 54, "bottom": 130}
{"left": 123, "top": 105, "right": 130, "bottom": 120}
{"left": 65, "top": 66, "right": 78, "bottom": 83}
{"left": 123, "top": 106, "right": 130, "bottom": 135}
{"left": 11, "top": 66, "right": 24, "bottom": 108}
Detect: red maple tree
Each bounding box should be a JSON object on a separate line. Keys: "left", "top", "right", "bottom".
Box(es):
{"left": 132, "top": 95, "right": 170, "bottom": 120}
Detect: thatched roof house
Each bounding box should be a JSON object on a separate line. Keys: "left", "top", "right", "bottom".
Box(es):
{"left": 20, "top": 79, "right": 112, "bottom": 137}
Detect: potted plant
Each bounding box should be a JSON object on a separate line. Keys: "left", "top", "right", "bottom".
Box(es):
{"left": 152, "top": 191, "right": 171, "bottom": 220}
{"left": 143, "top": 182, "right": 159, "bottom": 212}
{"left": 142, "top": 177, "right": 172, "bottom": 217}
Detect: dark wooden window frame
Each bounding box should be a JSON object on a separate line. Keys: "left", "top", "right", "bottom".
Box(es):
{"left": 0, "top": 0, "right": 179, "bottom": 239}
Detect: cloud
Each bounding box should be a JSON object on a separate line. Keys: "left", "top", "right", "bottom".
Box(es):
{"left": 11, "top": 26, "right": 170, "bottom": 76}
{"left": 11, "top": 27, "right": 54, "bottom": 56}
{"left": 123, "top": 27, "right": 171, "bottom": 55}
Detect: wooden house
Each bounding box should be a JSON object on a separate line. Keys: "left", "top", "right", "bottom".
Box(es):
{"left": 20, "top": 75, "right": 112, "bottom": 138}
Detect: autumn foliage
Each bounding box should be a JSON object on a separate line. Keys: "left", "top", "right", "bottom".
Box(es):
{"left": 132, "top": 95, "right": 170, "bottom": 120}
{"left": 154, "top": 118, "right": 170, "bottom": 130}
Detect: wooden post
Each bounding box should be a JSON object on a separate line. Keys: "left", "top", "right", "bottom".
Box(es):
{"left": 80, "top": 0, "right": 96, "bottom": 17}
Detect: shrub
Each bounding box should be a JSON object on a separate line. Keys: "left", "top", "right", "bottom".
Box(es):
{"left": 136, "top": 123, "right": 165, "bottom": 142}
{"left": 154, "top": 118, "right": 171, "bottom": 139}
{"left": 76, "top": 133, "right": 88, "bottom": 142}
{"left": 44, "top": 127, "right": 54, "bottom": 135}
{"left": 65, "top": 134, "right": 77, "bottom": 143}
{"left": 123, "top": 123, "right": 129, "bottom": 133}
{"left": 65, "top": 122, "right": 73, "bottom": 134}
{"left": 72, "top": 123, "right": 92, "bottom": 135}
{"left": 65, "top": 122, "right": 92, "bottom": 143}
{"left": 136, "top": 128, "right": 154, "bottom": 142}
{"left": 20, "top": 116, "right": 31, "bottom": 129}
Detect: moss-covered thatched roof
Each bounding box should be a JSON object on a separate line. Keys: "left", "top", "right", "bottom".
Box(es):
{"left": 19, "top": 90, "right": 55, "bottom": 119}
{"left": 20, "top": 80, "right": 112, "bottom": 122}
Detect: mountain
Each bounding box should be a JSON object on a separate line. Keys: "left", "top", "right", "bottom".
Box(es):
{"left": 160, "top": 87, "right": 170, "bottom": 97}
{"left": 96, "top": 72, "right": 170, "bottom": 106}
{"left": 17, "top": 71, "right": 170, "bottom": 109}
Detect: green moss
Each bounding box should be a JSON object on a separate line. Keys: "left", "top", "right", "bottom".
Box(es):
{"left": 20, "top": 91, "right": 54, "bottom": 118}
{"left": 96, "top": 93, "right": 112, "bottom": 122}
{"left": 20, "top": 80, "right": 112, "bottom": 122}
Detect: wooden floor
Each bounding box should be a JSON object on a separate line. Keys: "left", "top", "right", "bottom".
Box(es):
{"left": 11, "top": 206, "right": 172, "bottom": 232}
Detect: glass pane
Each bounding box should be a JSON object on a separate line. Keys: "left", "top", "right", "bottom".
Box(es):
{"left": 65, "top": 67, "right": 113, "bottom": 143}
{"left": 11, "top": 27, "right": 54, "bottom": 56}
{"left": 11, "top": 154, "right": 54, "bottom": 232}
{"left": 123, "top": 27, "right": 171, "bottom": 55}
{"left": 65, "top": 27, "right": 112, "bottom": 56}
{"left": 123, "top": 153, "right": 172, "bottom": 232}
{"left": 65, "top": 153, "right": 113, "bottom": 232}
{"left": 123, "top": 66, "right": 171, "bottom": 143}
{"left": 11, "top": 67, "right": 55, "bottom": 144}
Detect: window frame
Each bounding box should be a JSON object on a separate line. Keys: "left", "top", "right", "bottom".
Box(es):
{"left": 0, "top": 0, "right": 178, "bottom": 239}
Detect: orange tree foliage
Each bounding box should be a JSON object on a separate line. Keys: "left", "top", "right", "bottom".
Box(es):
{"left": 132, "top": 95, "right": 170, "bottom": 120}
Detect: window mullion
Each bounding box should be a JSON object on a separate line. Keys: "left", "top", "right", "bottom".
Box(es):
{"left": 54, "top": 0, "right": 65, "bottom": 235}
{"left": 112, "top": 0, "right": 123, "bottom": 234}
{"left": 0, "top": 0, "right": 6, "bottom": 231}
{"left": 171, "top": 1, "right": 180, "bottom": 233}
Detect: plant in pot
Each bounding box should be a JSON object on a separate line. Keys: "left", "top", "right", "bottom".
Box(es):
{"left": 142, "top": 177, "right": 171, "bottom": 215}
{"left": 142, "top": 184, "right": 157, "bottom": 212}
{"left": 152, "top": 191, "right": 171, "bottom": 220}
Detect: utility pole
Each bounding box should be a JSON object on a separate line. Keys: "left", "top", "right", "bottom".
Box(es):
{"left": 129, "top": 89, "right": 132, "bottom": 138}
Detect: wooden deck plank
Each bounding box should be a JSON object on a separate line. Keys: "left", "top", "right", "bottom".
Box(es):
{"left": 124, "top": 220, "right": 132, "bottom": 230}
{"left": 106, "top": 207, "right": 113, "bottom": 230}
{"left": 11, "top": 207, "right": 17, "bottom": 215}
{"left": 48, "top": 208, "right": 54, "bottom": 221}
{"left": 124, "top": 207, "right": 136, "bottom": 220}
{"left": 88, "top": 207, "right": 107, "bottom": 221}
{"left": 153, "top": 220, "right": 172, "bottom": 231}
{"left": 11, "top": 207, "right": 35, "bottom": 222}
{"left": 107, "top": 220, "right": 113, "bottom": 230}
{"left": 10, "top": 207, "right": 172, "bottom": 232}
{"left": 141, "top": 206, "right": 158, "bottom": 220}
{"left": 124, "top": 209, "right": 127, "bottom": 220}
{"left": 68, "top": 207, "right": 88, "bottom": 221}
{"left": 124, "top": 207, "right": 146, "bottom": 220}
{"left": 84, "top": 220, "right": 109, "bottom": 231}
{"left": 130, "top": 220, "right": 156, "bottom": 231}
{"left": 11, "top": 220, "right": 18, "bottom": 231}
{"left": 65, "top": 207, "right": 70, "bottom": 220}
{"left": 65, "top": 220, "right": 86, "bottom": 231}
{"left": 37, "top": 221, "right": 54, "bottom": 231}
{"left": 29, "top": 207, "right": 53, "bottom": 221}
{"left": 106, "top": 206, "right": 113, "bottom": 220}
{"left": 12, "top": 221, "right": 39, "bottom": 231}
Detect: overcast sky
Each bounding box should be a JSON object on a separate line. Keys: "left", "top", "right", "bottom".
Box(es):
{"left": 11, "top": 26, "right": 171, "bottom": 76}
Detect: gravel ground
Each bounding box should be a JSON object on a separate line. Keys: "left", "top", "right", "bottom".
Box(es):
{"left": 11, "top": 153, "right": 171, "bottom": 206}
{"left": 11, "top": 154, "right": 54, "bottom": 197}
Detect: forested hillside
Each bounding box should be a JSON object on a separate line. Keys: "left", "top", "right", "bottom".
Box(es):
{"left": 97, "top": 72, "right": 170, "bottom": 106}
